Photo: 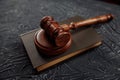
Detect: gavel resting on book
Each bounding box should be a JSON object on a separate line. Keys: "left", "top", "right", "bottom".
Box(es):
{"left": 34, "top": 14, "right": 114, "bottom": 56}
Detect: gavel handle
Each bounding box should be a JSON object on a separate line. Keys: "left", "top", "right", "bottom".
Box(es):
{"left": 62, "top": 14, "right": 114, "bottom": 31}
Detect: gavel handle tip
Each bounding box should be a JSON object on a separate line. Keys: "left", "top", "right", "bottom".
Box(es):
{"left": 107, "top": 14, "right": 114, "bottom": 20}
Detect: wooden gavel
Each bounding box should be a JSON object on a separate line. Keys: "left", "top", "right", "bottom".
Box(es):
{"left": 40, "top": 14, "right": 113, "bottom": 47}
{"left": 34, "top": 14, "right": 113, "bottom": 55}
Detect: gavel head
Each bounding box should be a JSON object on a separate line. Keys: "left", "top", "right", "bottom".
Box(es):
{"left": 40, "top": 16, "right": 71, "bottom": 47}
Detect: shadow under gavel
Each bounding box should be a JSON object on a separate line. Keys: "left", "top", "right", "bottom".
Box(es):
{"left": 34, "top": 14, "right": 114, "bottom": 56}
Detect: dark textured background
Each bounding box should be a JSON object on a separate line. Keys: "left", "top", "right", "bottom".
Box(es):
{"left": 0, "top": 0, "right": 120, "bottom": 80}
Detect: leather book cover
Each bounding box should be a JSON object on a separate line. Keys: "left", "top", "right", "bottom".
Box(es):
{"left": 20, "top": 16, "right": 102, "bottom": 72}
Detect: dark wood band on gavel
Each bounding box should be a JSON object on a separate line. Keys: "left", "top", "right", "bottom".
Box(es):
{"left": 40, "top": 14, "right": 114, "bottom": 47}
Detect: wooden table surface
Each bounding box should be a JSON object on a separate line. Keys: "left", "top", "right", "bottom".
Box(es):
{"left": 0, "top": 0, "right": 120, "bottom": 80}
